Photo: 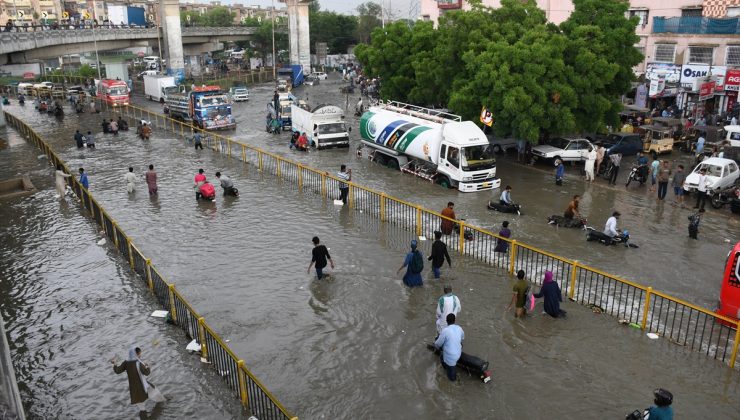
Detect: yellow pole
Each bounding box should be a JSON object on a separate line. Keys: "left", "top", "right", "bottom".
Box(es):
{"left": 127, "top": 240, "right": 134, "bottom": 268}
{"left": 112, "top": 222, "right": 119, "bottom": 247}
{"left": 258, "top": 151, "right": 263, "bottom": 172}
{"left": 509, "top": 240, "right": 517, "bottom": 274}
{"left": 415, "top": 207, "right": 422, "bottom": 236}
{"left": 145, "top": 259, "right": 153, "bottom": 290}
{"left": 349, "top": 185, "right": 354, "bottom": 208}
{"left": 730, "top": 323, "right": 740, "bottom": 368}
{"left": 227, "top": 140, "right": 232, "bottom": 157}
{"left": 458, "top": 221, "right": 465, "bottom": 253}
{"left": 380, "top": 193, "right": 386, "bottom": 221}
{"left": 198, "top": 317, "right": 208, "bottom": 359}
{"left": 276, "top": 158, "right": 282, "bottom": 178}
{"left": 241, "top": 145, "right": 246, "bottom": 163}
{"left": 298, "top": 164, "right": 303, "bottom": 189}
{"left": 641, "top": 287, "right": 653, "bottom": 330}
{"left": 321, "top": 173, "right": 327, "bottom": 197}
{"left": 568, "top": 261, "right": 578, "bottom": 299}
{"left": 237, "top": 360, "right": 248, "bottom": 406}
{"left": 168, "top": 284, "right": 178, "bottom": 322}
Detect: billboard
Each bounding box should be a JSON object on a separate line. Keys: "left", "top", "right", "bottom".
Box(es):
{"left": 724, "top": 69, "right": 740, "bottom": 92}
{"left": 680, "top": 64, "right": 726, "bottom": 90}
{"left": 438, "top": 0, "right": 463, "bottom": 9}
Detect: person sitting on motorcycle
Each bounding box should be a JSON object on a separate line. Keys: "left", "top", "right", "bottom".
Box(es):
{"left": 290, "top": 131, "right": 299, "bottom": 149}
{"left": 603, "top": 211, "right": 621, "bottom": 240}
{"left": 499, "top": 185, "right": 514, "bottom": 206}
{"left": 637, "top": 152, "right": 648, "bottom": 166}
{"left": 270, "top": 118, "right": 281, "bottom": 134}
{"left": 296, "top": 132, "right": 309, "bottom": 151}
{"left": 563, "top": 195, "right": 580, "bottom": 220}
{"left": 646, "top": 388, "right": 673, "bottom": 420}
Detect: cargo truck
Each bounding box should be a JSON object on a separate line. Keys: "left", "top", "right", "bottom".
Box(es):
{"left": 165, "top": 85, "right": 235, "bottom": 130}
{"left": 359, "top": 101, "right": 500, "bottom": 192}
{"left": 144, "top": 75, "right": 182, "bottom": 103}
{"left": 291, "top": 104, "right": 350, "bottom": 149}
{"left": 278, "top": 65, "right": 304, "bottom": 87}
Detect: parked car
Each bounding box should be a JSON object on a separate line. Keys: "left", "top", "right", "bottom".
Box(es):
{"left": 532, "top": 137, "right": 593, "bottom": 162}
{"left": 683, "top": 157, "right": 740, "bottom": 193}
{"left": 487, "top": 136, "right": 519, "bottom": 154}
{"left": 310, "top": 71, "right": 328, "bottom": 80}
{"left": 601, "top": 132, "right": 643, "bottom": 157}
{"left": 304, "top": 75, "right": 320, "bottom": 86}
{"left": 228, "top": 86, "right": 249, "bottom": 102}
{"left": 138, "top": 70, "right": 158, "bottom": 79}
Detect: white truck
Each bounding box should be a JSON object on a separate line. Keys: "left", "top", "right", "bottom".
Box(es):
{"left": 144, "top": 75, "right": 181, "bottom": 103}
{"left": 291, "top": 104, "right": 350, "bottom": 149}
{"left": 359, "top": 101, "right": 501, "bottom": 192}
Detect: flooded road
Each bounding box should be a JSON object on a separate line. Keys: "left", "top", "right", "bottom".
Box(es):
{"left": 0, "top": 129, "right": 245, "bottom": 418}
{"left": 5, "top": 92, "right": 740, "bottom": 418}
{"left": 135, "top": 76, "right": 740, "bottom": 311}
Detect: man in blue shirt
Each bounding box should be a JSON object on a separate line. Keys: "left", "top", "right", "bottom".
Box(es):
{"left": 78, "top": 167, "right": 89, "bottom": 189}
{"left": 499, "top": 185, "right": 513, "bottom": 205}
{"left": 695, "top": 135, "right": 705, "bottom": 154}
{"left": 434, "top": 313, "right": 464, "bottom": 381}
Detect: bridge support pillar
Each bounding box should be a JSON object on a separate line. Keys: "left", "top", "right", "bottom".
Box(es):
{"left": 159, "top": 0, "right": 185, "bottom": 83}
{"left": 284, "top": 0, "right": 311, "bottom": 73}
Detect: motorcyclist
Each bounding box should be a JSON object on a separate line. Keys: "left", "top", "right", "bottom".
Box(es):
{"left": 563, "top": 195, "right": 580, "bottom": 220}
{"left": 603, "top": 211, "right": 621, "bottom": 239}
{"left": 646, "top": 388, "right": 673, "bottom": 420}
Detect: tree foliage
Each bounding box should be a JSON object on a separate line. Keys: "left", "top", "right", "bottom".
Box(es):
{"left": 355, "top": 2, "right": 382, "bottom": 44}
{"left": 309, "top": 7, "right": 358, "bottom": 55}
{"left": 181, "top": 6, "right": 235, "bottom": 27}
{"left": 356, "top": 0, "right": 642, "bottom": 142}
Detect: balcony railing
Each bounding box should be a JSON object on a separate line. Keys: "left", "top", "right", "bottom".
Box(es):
{"left": 653, "top": 16, "right": 740, "bottom": 35}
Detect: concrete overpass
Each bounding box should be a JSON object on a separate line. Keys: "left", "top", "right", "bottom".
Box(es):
{"left": 0, "top": 26, "right": 259, "bottom": 64}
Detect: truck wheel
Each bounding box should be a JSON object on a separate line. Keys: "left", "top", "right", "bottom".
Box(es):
{"left": 387, "top": 158, "right": 399, "bottom": 170}
{"left": 374, "top": 154, "right": 387, "bottom": 166}
{"left": 437, "top": 176, "right": 451, "bottom": 189}
{"left": 160, "top": 98, "right": 165, "bottom": 104}
{"left": 493, "top": 145, "right": 502, "bottom": 154}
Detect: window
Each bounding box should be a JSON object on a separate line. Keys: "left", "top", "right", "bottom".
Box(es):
{"left": 682, "top": 8, "right": 703, "bottom": 17}
{"left": 628, "top": 9, "right": 648, "bottom": 26}
{"left": 728, "top": 7, "right": 740, "bottom": 17}
{"left": 727, "top": 46, "right": 740, "bottom": 66}
{"left": 654, "top": 44, "right": 676, "bottom": 63}
{"left": 688, "top": 46, "right": 714, "bottom": 64}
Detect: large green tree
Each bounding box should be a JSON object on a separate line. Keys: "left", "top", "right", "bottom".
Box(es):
{"left": 355, "top": 2, "right": 382, "bottom": 44}
{"left": 309, "top": 3, "right": 358, "bottom": 55}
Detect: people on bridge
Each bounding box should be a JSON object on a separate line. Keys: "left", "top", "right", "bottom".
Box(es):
{"left": 307, "top": 236, "right": 334, "bottom": 280}
{"left": 435, "top": 285, "right": 461, "bottom": 335}
{"left": 110, "top": 119, "right": 119, "bottom": 136}
{"left": 74, "top": 130, "right": 85, "bottom": 148}
{"left": 102, "top": 119, "right": 111, "bottom": 134}
{"left": 145, "top": 165, "right": 157, "bottom": 196}
{"left": 193, "top": 131, "right": 203, "bottom": 150}
{"left": 397, "top": 239, "right": 424, "bottom": 287}
{"left": 433, "top": 313, "right": 464, "bottom": 381}
{"left": 499, "top": 185, "right": 513, "bottom": 206}
{"left": 507, "top": 270, "right": 530, "bottom": 318}
{"left": 78, "top": 167, "right": 89, "bottom": 190}
{"left": 603, "top": 211, "right": 621, "bottom": 239}
{"left": 140, "top": 123, "right": 152, "bottom": 140}
{"left": 194, "top": 169, "right": 206, "bottom": 200}
{"left": 85, "top": 131, "right": 95, "bottom": 149}
{"left": 198, "top": 181, "right": 216, "bottom": 201}
{"left": 215, "top": 172, "right": 238, "bottom": 197}
{"left": 54, "top": 165, "right": 71, "bottom": 197}
{"left": 125, "top": 167, "right": 137, "bottom": 194}
{"left": 337, "top": 164, "right": 351, "bottom": 205}
{"left": 118, "top": 116, "right": 128, "bottom": 131}
{"left": 563, "top": 195, "right": 580, "bottom": 220}
{"left": 440, "top": 202, "right": 456, "bottom": 235}
{"left": 494, "top": 221, "right": 511, "bottom": 253}
{"left": 533, "top": 271, "right": 566, "bottom": 318}
{"left": 428, "top": 230, "right": 451, "bottom": 279}
{"left": 111, "top": 346, "right": 165, "bottom": 413}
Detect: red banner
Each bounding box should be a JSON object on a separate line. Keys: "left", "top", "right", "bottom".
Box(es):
{"left": 699, "top": 81, "right": 716, "bottom": 101}
{"left": 22, "top": 72, "right": 34, "bottom": 80}
{"left": 725, "top": 69, "right": 740, "bottom": 92}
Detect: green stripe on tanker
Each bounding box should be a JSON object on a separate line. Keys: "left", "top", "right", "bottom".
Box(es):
{"left": 396, "top": 126, "right": 432, "bottom": 153}
{"left": 359, "top": 112, "right": 375, "bottom": 140}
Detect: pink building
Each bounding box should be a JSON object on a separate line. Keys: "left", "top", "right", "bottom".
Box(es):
{"left": 420, "top": 0, "right": 740, "bottom": 116}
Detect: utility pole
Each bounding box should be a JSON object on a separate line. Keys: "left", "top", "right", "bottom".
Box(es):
{"left": 271, "top": 0, "right": 276, "bottom": 80}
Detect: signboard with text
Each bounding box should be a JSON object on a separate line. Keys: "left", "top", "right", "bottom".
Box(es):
{"left": 680, "top": 64, "right": 726, "bottom": 90}
{"left": 646, "top": 63, "right": 681, "bottom": 83}
{"left": 437, "top": 0, "right": 463, "bottom": 9}
{"left": 699, "top": 81, "right": 716, "bottom": 101}
{"left": 725, "top": 69, "right": 740, "bottom": 91}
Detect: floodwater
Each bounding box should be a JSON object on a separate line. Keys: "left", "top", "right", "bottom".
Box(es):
{"left": 135, "top": 76, "right": 740, "bottom": 310}
{"left": 0, "top": 129, "right": 245, "bottom": 418}
{"left": 4, "top": 82, "right": 740, "bottom": 419}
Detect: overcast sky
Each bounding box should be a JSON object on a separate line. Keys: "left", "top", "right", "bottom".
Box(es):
{"left": 204, "top": 0, "right": 416, "bottom": 18}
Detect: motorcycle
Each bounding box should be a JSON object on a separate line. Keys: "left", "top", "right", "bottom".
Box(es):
{"left": 547, "top": 215, "right": 586, "bottom": 228}
{"left": 426, "top": 342, "right": 491, "bottom": 383}
{"left": 710, "top": 185, "right": 739, "bottom": 209}
{"left": 487, "top": 201, "right": 521, "bottom": 215}
{"left": 625, "top": 164, "right": 648, "bottom": 187}
{"left": 585, "top": 226, "right": 638, "bottom": 248}
{"left": 625, "top": 409, "right": 650, "bottom": 420}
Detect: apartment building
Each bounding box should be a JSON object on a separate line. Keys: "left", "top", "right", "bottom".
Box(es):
{"left": 180, "top": 1, "right": 287, "bottom": 25}
{"left": 420, "top": 0, "right": 574, "bottom": 25}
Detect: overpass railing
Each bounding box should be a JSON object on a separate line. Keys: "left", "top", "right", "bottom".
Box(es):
{"left": 3, "top": 111, "right": 298, "bottom": 420}
{"left": 104, "top": 100, "right": 740, "bottom": 371}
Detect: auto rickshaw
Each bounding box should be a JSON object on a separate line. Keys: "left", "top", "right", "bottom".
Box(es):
{"left": 639, "top": 117, "right": 682, "bottom": 154}
{"left": 679, "top": 125, "right": 725, "bottom": 153}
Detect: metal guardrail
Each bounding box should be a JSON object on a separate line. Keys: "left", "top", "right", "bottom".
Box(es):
{"left": 103, "top": 100, "right": 740, "bottom": 370}
{"left": 3, "top": 112, "right": 298, "bottom": 420}
{"left": 653, "top": 16, "right": 740, "bottom": 34}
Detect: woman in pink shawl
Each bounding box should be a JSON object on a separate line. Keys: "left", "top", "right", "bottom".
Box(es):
{"left": 533, "top": 271, "right": 566, "bottom": 318}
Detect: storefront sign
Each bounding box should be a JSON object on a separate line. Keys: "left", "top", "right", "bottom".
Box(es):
{"left": 649, "top": 79, "right": 664, "bottom": 97}
{"left": 725, "top": 69, "right": 740, "bottom": 92}
{"left": 699, "top": 81, "right": 716, "bottom": 101}
{"left": 646, "top": 63, "right": 681, "bottom": 83}
{"left": 635, "top": 83, "right": 648, "bottom": 108}
{"left": 680, "top": 64, "right": 726, "bottom": 90}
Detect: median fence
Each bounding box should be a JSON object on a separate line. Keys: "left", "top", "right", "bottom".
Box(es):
{"left": 4, "top": 111, "right": 297, "bottom": 420}
{"left": 100, "top": 99, "right": 740, "bottom": 370}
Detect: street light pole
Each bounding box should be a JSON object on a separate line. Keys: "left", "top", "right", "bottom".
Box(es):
{"left": 271, "top": 0, "right": 276, "bottom": 81}
{"left": 92, "top": 23, "right": 102, "bottom": 80}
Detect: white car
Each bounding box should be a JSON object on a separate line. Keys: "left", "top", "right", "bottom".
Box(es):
{"left": 229, "top": 87, "right": 249, "bottom": 102}
{"left": 310, "top": 71, "right": 328, "bottom": 80}
{"left": 532, "top": 137, "right": 593, "bottom": 162}
{"left": 683, "top": 157, "right": 740, "bottom": 193}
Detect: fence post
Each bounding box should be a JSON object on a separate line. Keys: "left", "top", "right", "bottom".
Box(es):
{"left": 198, "top": 317, "right": 209, "bottom": 359}
{"left": 298, "top": 164, "right": 303, "bottom": 189}
{"left": 321, "top": 173, "right": 327, "bottom": 197}
{"left": 641, "top": 287, "right": 653, "bottom": 330}
{"left": 227, "top": 139, "right": 232, "bottom": 157}
{"left": 127, "top": 239, "right": 134, "bottom": 268}
{"left": 258, "top": 151, "right": 263, "bottom": 171}
{"left": 730, "top": 323, "right": 740, "bottom": 368}
{"left": 349, "top": 185, "right": 354, "bottom": 208}
{"left": 458, "top": 221, "right": 465, "bottom": 254}
{"left": 509, "top": 240, "right": 518, "bottom": 274}
{"left": 380, "top": 193, "right": 386, "bottom": 221}
{"left": 276, "top": 157, "right": 282, "bottom": 178}
{"left": 568, "top": 261, "right": 578, "bottom": 299}
{"left": 237, "top": 360, "right": 248, "bottom": 406}
{"left": 145, "top": 259, "right": 153, "bottom": 290}
{"left": 168, "top": 284, "right": 178, "bottom": 322}
{"left": 415, "top": 207, "right": 422, "bottom": 236}
{"left": 112, "top": 222, "right": 119, "bottom": 248}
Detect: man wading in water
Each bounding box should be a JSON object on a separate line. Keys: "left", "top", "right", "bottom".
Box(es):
{"left": 308, "top": 236, "right": 334, "bottom": 279}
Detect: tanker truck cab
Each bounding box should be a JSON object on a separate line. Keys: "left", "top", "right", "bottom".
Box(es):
{"left": 360, "top": 101, "right": 500, "bottom": 192}
{"left": 717, "top": 242, "right": 740, "bottom": 322}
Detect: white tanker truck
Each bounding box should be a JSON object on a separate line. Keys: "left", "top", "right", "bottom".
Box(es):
{"left": 359, "top": 101, "right": 501, "bottom": 192}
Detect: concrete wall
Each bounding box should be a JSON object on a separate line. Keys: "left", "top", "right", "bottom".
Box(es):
{"left": 284, "top": 0, "right": 311, "bottom": 73}
{"left": 160, "top": 0, "right": 185, "bottom": 82}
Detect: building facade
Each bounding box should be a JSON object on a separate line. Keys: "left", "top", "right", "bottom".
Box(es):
{"left": 419, "top": 0, "right": 574, "bottom": 25}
